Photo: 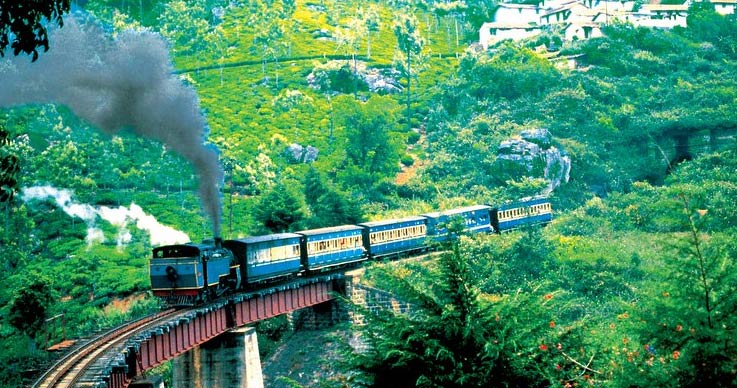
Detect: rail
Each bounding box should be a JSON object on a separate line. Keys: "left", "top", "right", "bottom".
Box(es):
{"left": 33, "top": 309, "right": 177, "bottom": 388}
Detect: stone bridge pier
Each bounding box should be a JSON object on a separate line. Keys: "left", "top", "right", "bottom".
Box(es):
{"left": 167, "top": 270, "right": 409, "bottom": 387}
{"left": 172, "top": 327, "right": 263, "bottom": 388}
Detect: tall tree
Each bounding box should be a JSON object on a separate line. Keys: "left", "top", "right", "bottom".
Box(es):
{"left": 8, "top": 275, "right": 54, "bottom": 340}
{"left": 0, "top": 119, "right": 20, "bottom": 203}
{"left": 362, "top": 5, "right": 381, "bottom": 59}
{"left": 0, "top": 0, "right": 70, "bottom": 61}
{"left": 253, "top": 180, "right": 305, "bottom": 233}
{"left": 333, "top": 95, "right": 401, "bottom": 190}
{"left": 303, "top": 167, "right": 363, "bottom": 228}
{"left": 393, "top": 13, "right": 425, "bottom": 132}
{"left": 345, "top": 238, "right": 540, "bottom": 387}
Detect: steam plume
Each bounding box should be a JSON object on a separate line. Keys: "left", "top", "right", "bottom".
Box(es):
{"left": 0, "top": 16, "right": 222, "bottom": 237}
{"left": 22, "top": 185, "right": 190, "bottom": 246}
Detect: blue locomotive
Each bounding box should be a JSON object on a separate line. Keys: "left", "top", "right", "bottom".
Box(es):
{"left": 149, "top": 197, "right": 552, "bottom": 304}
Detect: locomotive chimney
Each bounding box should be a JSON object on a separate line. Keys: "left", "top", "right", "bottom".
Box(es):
{"left": 214, "top": 237, "right": 223, "bottom": 248}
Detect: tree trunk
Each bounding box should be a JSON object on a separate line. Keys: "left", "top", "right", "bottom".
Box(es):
{"left": 406, "top": 49, "right": 411, "bottom": 133}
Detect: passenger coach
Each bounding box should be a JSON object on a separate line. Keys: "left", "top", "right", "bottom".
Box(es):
{"left": 223, "top": 233, "right": 302, "bottom": 285}
{"left": 492, "top": 197, "right": 552, "bottom": 232}
{"left": 296, "top": 225, "right": 366, "bottom": 272}
{"left": 360, "top": 216, "right": 427, "bottom": 259}
{"left": 423, "top": 205, "right": 493, "bottom": 241}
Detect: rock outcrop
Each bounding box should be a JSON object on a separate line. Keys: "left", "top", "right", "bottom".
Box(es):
{"left": 286, "top": 143, "right": 319, "bottom": 164}
{"left": 495, "top": 128, "right": 570, "bottom": 195}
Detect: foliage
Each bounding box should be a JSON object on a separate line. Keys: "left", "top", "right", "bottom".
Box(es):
{"left": 7, "top": 274, "right": 54, "bottom": 338}
{"left": 2, "top": 0, "right": 737, "bottom": 384}
{"left": 332, "top": 95, "right": 403, "bottom": 193}
{"left": 347, "top": 236, "right": 565, "bottom": 387}
{"left": 303, "top": 167, "right": 364, "bottom": 228}
{"left": 252, "top": 179, "right": 306, "bottom": 233}
{"left": 0, "top": 119, "right": 20, "bottom": 202}
{"left": 0, "top": 0, "right": 70, "bottom": 60}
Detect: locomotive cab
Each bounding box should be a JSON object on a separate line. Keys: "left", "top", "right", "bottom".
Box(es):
{"left": 150, "top": 240, "right": 238, "bottom": 305}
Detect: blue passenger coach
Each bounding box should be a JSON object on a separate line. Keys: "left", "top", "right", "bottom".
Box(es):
{"left": 360, "top": 216, "right": 428, "bottom": 259}
{"left": 223, "top": 233, "right": 303, "bottom": 284}
{"left": 423, "top": 205, "right": 493, "bottom": 241}
{"left": 296, "top": 225, "right": 367, "bottom": 271}
{"left": 493, "top": 197, "right": 553, "bottom": 232}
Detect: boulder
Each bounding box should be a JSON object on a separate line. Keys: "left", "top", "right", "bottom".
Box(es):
{"left": 495, "top": 128, "right": 570, "bottom": 195}
{"left": 286, "top": 143, "right": 319, "bottom": 164}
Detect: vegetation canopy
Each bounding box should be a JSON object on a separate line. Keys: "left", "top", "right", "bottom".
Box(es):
{"left": 1, "top": 0, "right": 737, "bottom": 386}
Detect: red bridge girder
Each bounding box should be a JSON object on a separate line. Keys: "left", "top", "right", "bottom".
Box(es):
{"left": 101, "top": 277, "right": 339, "bottom": 388}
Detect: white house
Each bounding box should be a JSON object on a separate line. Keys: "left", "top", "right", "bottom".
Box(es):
{"left": 540, "top": 2, "right": 592, "bottom": 24}
{"left": 564, "top": 21, "right": 604, "bottom": 40}
{"left": 708, "top": 0, "right": 737, "bottom": 15}
{"left": 493, "top": 3, "right": 544, "bottom": 24}
{"left": 479, "top": 22, "right": 543, "bottom": 48}
{"left": 637, "top": 4, "right": 689, "bottom": 28}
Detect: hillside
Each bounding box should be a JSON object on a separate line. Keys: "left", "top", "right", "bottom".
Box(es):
{"left": 2, "top": 0, "right": 737, "bottom": 386}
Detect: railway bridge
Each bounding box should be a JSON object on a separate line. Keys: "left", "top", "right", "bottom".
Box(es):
{"left": 36, "top": 267, "right": 409, "bottom": 388}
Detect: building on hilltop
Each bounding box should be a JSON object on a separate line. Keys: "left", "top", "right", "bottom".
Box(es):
{"left": 478, "top": 0, "right": 725, "bottom": 48}
{"left": 708, "top": 0, "right": 737, "bottom": 15}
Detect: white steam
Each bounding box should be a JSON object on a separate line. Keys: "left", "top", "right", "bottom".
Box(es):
{"left": 21, "top": 185, "right": 190, "bottom": 247}
{"left": 0, "top": 15, "right": 223, "bottom": 237}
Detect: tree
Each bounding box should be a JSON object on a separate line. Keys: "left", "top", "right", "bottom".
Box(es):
{"left": 158, "top": 0, "right": 212, "bottom": 60}
{"left": 303, "top": 167, "right": 363, "bottom": 228}
{"left": 393, "top": 13, "right": 425, "bottom": 132}
{"left": 0, "top": 0, "right": 70, "bottom": 61}
{"left": 247, "top": 0, "right": 291, "bottom": 87}
{"left": 333, "top": 95, "right": 401, "bottom": 190}
{"left": 334, "top": 15, "right": 364, "bottom": 75}
{"left": 345, "top": 238, "right": 543, "bottom": 387}
{"left": 0, "top": 120, "right": 20, "bottom": 203}
{"left": 362, "top": 5, "right": 381, "bottom": 59}
{"left": 253, "top": 180, "right": 305, "bottom": 233}
{"left": 8, "top": 275, "right": 54, "bottom": 339}
{"left": 465, "top": 0, "right": 496, "bottom": 32}
{"left": 433, "top": 1, "right": 468, "bottom": 47}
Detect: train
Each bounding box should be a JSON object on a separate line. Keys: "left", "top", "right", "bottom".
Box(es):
{"left": 149, "top": 196, "right": 552, "bottom": 305}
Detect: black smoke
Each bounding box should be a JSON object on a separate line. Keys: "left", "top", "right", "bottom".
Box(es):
{"left": 0, "top": 16, "right": 223, "bottom": 237}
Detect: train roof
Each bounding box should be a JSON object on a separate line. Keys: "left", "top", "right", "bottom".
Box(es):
{"left": 295, "top": 224, "right": 364, "bottom": 236}
{"left": 359, "top": 216, "right": 427, "bottom": 228}
{"left": 225, "top": 233, "right": 302, "bottom": 245}
{"left": 421, "top": 204, "right": 492, "bottom": 218}
{"left": 497, "top": 196, "right": 550, "bottom": 210}
{"left": 152, "top": 243, "right": 203, "bottom": 258}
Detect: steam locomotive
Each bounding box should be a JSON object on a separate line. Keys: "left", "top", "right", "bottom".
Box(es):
{"left": 150, "top": 197, "right": 552, "bottom": 305}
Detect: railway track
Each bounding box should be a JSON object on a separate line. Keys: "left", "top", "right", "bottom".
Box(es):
{"left": 33, "top": 309, "right": 180, "bottom": 388}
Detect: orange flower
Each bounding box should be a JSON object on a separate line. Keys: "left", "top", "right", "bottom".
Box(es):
{"left": 676, "top": 324, "right": 683, "bottom": 332}
{"left": 540, "top": 344, "right": 549, "bottom": 351}
{"left": 550, "top": 320, "right": 556, "bottom": 328}
{"left": 544, "top": 293, "right": 554, "bottom": 300}
{"left": 673, "top": 350, "right": 680, "bottom": 360}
